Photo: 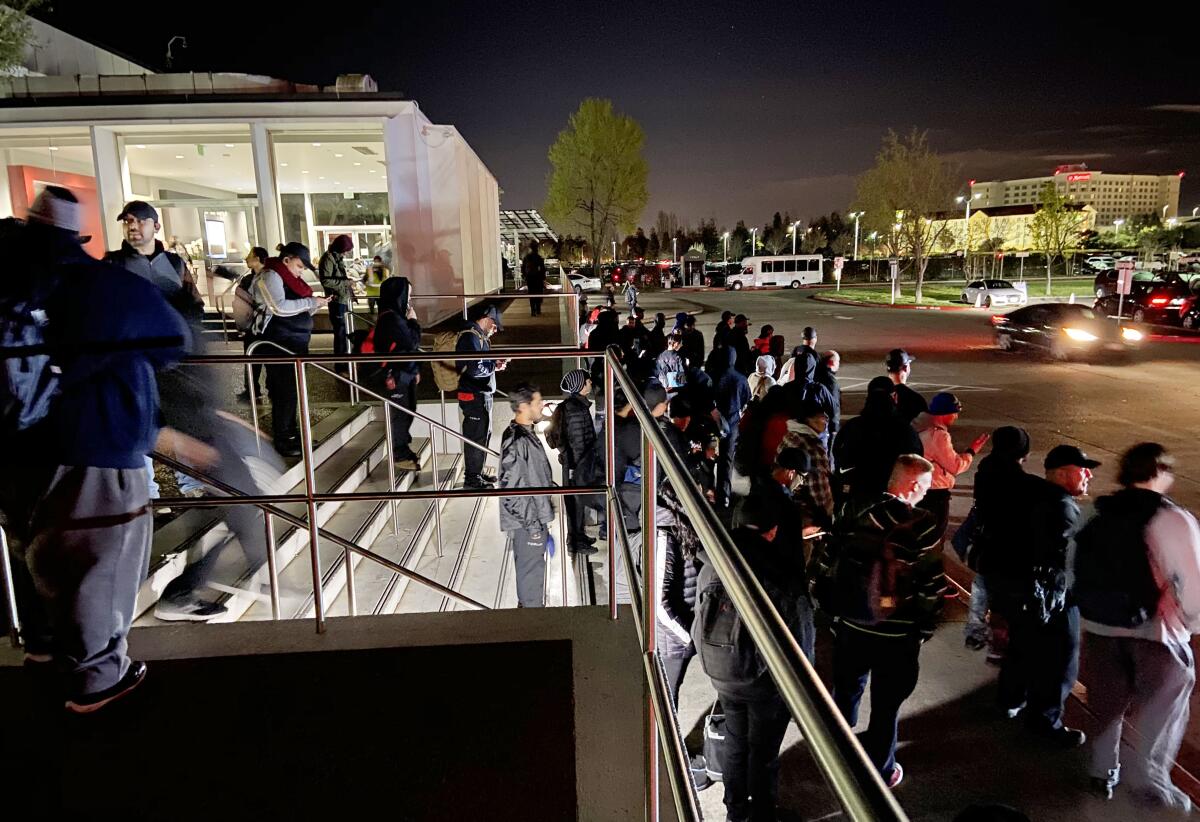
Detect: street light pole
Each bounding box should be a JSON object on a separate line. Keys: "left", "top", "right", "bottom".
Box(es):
{"left": 791, "top": 221, "right": 800, "bottom": 255}
{"left": 612, "top": 240, "right": 617, "bottom": 264}
{"left": 672, "top": 237, "right": 677, "bottom": 263}
{"left": 750, "top": 228, "right": 757, "bottom": 256}
{"left": 722, "top": 232, "right": 729, "bottom": 265}
{"left": 850, "top": 211, "right": 863, "bottom": 259}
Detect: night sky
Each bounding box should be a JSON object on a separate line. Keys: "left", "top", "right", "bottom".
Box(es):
{"left": 37, "top": 1, "right": 1199, "bottom": 230}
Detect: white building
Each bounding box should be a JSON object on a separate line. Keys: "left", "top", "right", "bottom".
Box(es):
{"left": 971, "top": 165, "right": 1182, "bottom": 231}
{"left": 0, "top": 21, "right": 501, "bottom": 314}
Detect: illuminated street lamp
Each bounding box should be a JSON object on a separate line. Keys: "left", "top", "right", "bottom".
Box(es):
{"left": 1113, "top": 218, "right": 1125, "bottom": 236}
{"left": 955, "top": 191, "right": 982, "bottom": 274}
{"left": 848, "top": 211, "right": 864, "bottom": 259}
{"left": 750, "top": 227, "right": 758, "bottom": 255}
{"left": 722, "top": 231, "right": 730, "bottom": 265}
{"left": 672, "top": 237, "right": 677, "bottom": 263}
{"left": 612, "top": 240, "right": 617, "bottom": 264}
{"left": 790, "top": 220, "right": 801, "bottom": 254}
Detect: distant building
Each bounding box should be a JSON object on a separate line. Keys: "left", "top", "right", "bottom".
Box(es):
{"left": 971, "top": 165, "right": 1182, "bottom": 231}
{"left": 929, "top": 203, "right": 1097, "bottom": 252}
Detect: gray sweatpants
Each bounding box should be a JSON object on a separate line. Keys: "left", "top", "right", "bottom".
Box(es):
{"left": 509, "top": 528, "right": 547, "bottom": 608}
{"left": 26, "top": 466, "right": 151, "bottom": 697}
{"left": 1085, "top": 632, "right": 1195, "bottom": 798}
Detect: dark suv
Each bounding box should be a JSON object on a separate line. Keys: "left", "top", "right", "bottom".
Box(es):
{"left": 1094, "top": 275, "right": 1192, "bottom": 324}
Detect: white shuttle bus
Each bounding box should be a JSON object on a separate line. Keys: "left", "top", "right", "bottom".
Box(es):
{"left": 727, "top": 255, "right": 824, "bottom": 290}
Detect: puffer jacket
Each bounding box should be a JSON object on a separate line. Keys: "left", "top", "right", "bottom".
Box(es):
{"left": 657, "top": 526, "right": 702, "bottom": 659}
{"left": 499, "top": 421, "right": 557, "bottom": 533}
{"left": 560, "top": 393, "right": 598, "bottom": 480}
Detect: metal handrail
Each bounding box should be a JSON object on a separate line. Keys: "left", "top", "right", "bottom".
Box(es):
{"left": 603, "top": 346, "right": 909, "bottom": 822}
{"left": 1, "top": 525, "right": 20, "bottom": 648}
{"left": 244, "top": 339, "right": 499, "bottom": 458}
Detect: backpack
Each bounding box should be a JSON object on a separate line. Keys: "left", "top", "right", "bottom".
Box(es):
{"left": 811, "top": 502, "right": 914, "bottom": 624}
{"left": 0, "top": 220, "right": 61, "bottom": 434}
{"left": 232, "top": 273, "right": 257, "bottom": 332}
{"left": 544, "top": 401, "right": 565, "bottom": 451}
{"left": 692, "top": 572, "right": 768, "bottom": 690}
{"left": 355, "top": 311, "right": 393, "bottom": 355}
{"left": 432, "top": 327, "right": 484, "bottom": 393}
{"left": 1072, "top": 493, "right": 1165, "bottom": 628}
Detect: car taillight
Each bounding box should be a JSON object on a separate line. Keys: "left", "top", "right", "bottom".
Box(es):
{"left": 1151, "top": 297, "right": 1169, "bottom": 305}
{"left": 990, "top": 315, "right": 1006, "bottom": 326}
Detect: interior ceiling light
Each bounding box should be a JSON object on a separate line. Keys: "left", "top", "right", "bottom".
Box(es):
{"left": 312, "top": 142, "right": 321, "bottom": 147}
{"left": 134, "top": 144, "right": 146, "bottom": 149}
{"left": 334, "top": 153, "right": 344, "bottom": 158}
{"left": 280, "top": 162, "right": 288, "bottom": 167}
{"left": 353, "top": 162, "right": 361, "bottom": 166}
{"left": 175, "top": 154, "right": 184, "bottom": 159}
{"left": 48, "top": 146, "right": 59, "bottom": 151}
{"left": 318, "top": 176, "right": 325, "bottom": 180}
{"left": 224, "top": 143, "right": 235, "bottom": 147}
{"left": 302, "top": 170, "right": 310, "bottom": 174}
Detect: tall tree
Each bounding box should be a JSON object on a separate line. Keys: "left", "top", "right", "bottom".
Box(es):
{"left": 852, "top": 129, "right": 957, "bottom": 302}
{"left": 648, "top": 229, "right": 661, "bottom": 260}
{"left": 0, "top": 1, "right": 40, "bottom": 71}
{"left": 1029, "top": 182, "right": 1088, "bottom": 294}
{"left": 544, "top": 99, "right": 649, "bottom": 276}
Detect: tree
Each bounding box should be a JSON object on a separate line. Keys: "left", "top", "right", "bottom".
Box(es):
{"left": 544, "top": 99, "right": 649, "bottom": 277}
{"left": 648, "top": 229, "right": 661, "bottom": 260}
{"left": 1029, "top": 182, "right": 1088, "bottom": 294}
{"left": 801, "top": 228, "right": 827, "bottom": 254}
{"left": 851, "top": 129, "right": 957, "bottom": 302}
{"left": 763, "top": 224, "right": 791, "bottom": 254}
{"left": 655, "top": 210, "right": 679, "bottom": 244}
{"left": 0, "top": 1, "right": 40, "bottom": 71}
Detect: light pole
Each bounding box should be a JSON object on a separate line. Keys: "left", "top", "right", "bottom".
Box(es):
{"left": 1193, "top": 206, "right": 1198, "bottom": 217}
{"left": 722, "top": 231, "right": 730, "bottom": 265}
{"left": 672, "top": 237, "right": 677, "bottom": 263}
{"left": 791, "top": 221, "right": 801, "bottom": 255}
{"left": 955, "top": 192, "right": 981, "bottom": 277}
{"left": 612, "top": 240, "right": 617, "bottom": 264}
{"left": 750, "top": 228, "right": 757, "bottom": 256}
{"left": 1113, "top": 218, "right": 1125, "bottom": 238}
{"left": 848, "top": 211, "right": 863, "bottom": 259}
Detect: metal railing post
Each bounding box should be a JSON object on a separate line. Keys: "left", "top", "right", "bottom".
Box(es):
{"left": 294, "top": 360, "right": 326, "bottom": 633}
{"left": 345, "top": 543, "right": 358, "bottom": 617}
{"left": 605, "top": 360, "right": 618, "bottom": 619}
{"left": 382, "top": 399, "right": 400, "bottom": 536}
{"left": 429, "top": 419, "right": 445, "bottom": 558}
{"left": 641, "top": 432, "right": 659, "bottom": 822}
{"left": 346, "top": 311, "right": 359, "bottom": 405}
{"left": 247, "top": 362, "right": 262, "bottom": 458}
{"left": 558, "top": 489, "right": 569, "bottom": 606}
{"left": 462, "top": 296, "right": 468, "bottom": 320}
{"left": 264, "top": 513, "right": 280, "bottom": 620}
{"left": 1, "top": 527, "right": 22, "bottom": 648}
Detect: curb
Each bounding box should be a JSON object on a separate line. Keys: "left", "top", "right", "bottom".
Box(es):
{"left": 809, "top": 294, "right": 977, "bottom": 311}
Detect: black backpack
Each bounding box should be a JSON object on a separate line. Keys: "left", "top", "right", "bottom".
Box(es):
{"left": 544, "top": 401, "right": 565, "bottom": 451}
{"left": 1073, "top": 491, "right": 1165, "bottom": 628}
{"left": 692, "top": 569, "right": 768, "bottom": 690}
{"left": 810, "top": 500, "right": 916, "bottom": 624}
{"left": 0, "top": 220, "right": 60, "bottom": 434}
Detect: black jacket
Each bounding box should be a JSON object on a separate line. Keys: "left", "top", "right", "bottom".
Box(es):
{"left": 499, "top": 421, "right": 556, "bottom": 532}
{"left": 815, "top": 364, "right": 841, "bottom": 442}
{"left": 658, "top": 529, "right": 702, "bottom": 659}
{"left": 104, "top": 240, "right": 202, "bottom": 320}
{"left": 894, "top": 383, "right": 928, "bottom": 424}
{"left": 729, "top": 327, "right": 754, "bottom": 375}
{"left": 521, "top": 251, "right": 546, "bottom": 292}
{"left": 833, "top": 396, "right": 923, "bottom": 501}
{"left": 680, "top": 327, "right": 705, "bottom": 369}
{"left": 611, "top": 410, "right": 643, "bottom": 530}
{"left": 560, "top": 393, "right": 598, "bottom": 479}
{"left": 456, "top": 322, "right": 496, "bottom": 394}
{"left": 973, "top": 457, "right": 1041, "bottom": 580}
{"left": 372, "top": 277, "right": 422, "bottom": 379}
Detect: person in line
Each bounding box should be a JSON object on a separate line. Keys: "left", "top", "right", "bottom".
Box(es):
{"left": 705, "top": 346, "right": 751, "bottom": 508}
{"left": 778, "top": 401, "right": 835, "bottom": 533}
{"left": 655, "top": 332, "right": 687, "bottom": 394}
{"left": 610, "top": 386, "right": 670, "bottom": 606}
{"left": 498, "top": 384, "right": 556, "bottom": 608}
{"left": 457, "top": 304, "right": 505, "bottom": 489}
{"left": 913, "top": 392, "right": 989, "bottom": 543}
{"left": 370, "top": 276, "right": 422, "bottom": 470}
{"left": 885, "top": 348, "right": 927, "bottom": 423}
{"left": 781, "top": 348, "right": 837, "bottom": 454}
{"left": 693, "top": 494, "right": 813, "bottom": 822}
{"left": 579, "top": 306, "right": 601, "bottom": 351}
{"left": 768, "top": 334, "right": 786, "bottom": 379}
{"left": 1074, "top": 443, "right": 1200, "bottom": 812}
{"left": 833, "top": 376, "right": 922, "bottom": 503}
{"left": 752, "top": 324, "right": 774, "bottom": 355}
{"left": 680, "top": 312, "right": 705, "bottom": 369}
{"left": 831, "top": 454, "right": 944, "bottom": 788}
{"left": 816, "top": 350, "right": 842, "bottom": 450}
{"left": 558, "top": 369, "right": 600, "bottom": 555}
{"left": 318, "top": 234, "right": 356, "bottom": 372}
{"left": 253, "top": 242, "right": 330, "bottom": 456}
{"left": 363, "top": 254, "right": 390, "bottom": 313}
{"left": 964, "top": 426, "right": 1031, "bottom": 654}
{"left": 796, "top": 326, "right": 819, "bottom": 363}
{"left": 521, "top": 241, "right": 547, "bottom": 317}
{"left": 737, "top": 447, "right": 811, "bottom": 537}
{"left": 619, "top": 306, "right": 649, "bottom": 363}
{"left": 729, "top": 313, "right": 754, "bottom": 375}
{"left": 3, "top": 187, "right": 189, "bottom": 711}
{"left": 748, "top": 354, "right": 776, "bottom": 402}
{"left": 645, "top": 311, "right": 668, "bottom": 359}
{"left": 623, "top": 278, "right": 639, "bottom": 311}
{"left": 585, "top": 307, "right": 622, "bottom": 389}
{"left": 656, "top": 478, "right": 704, "bottom": 707}
{"left": 712, "top": 310, "right": 734, "bottom": 351}
{"left": 994, "top": 444, "right": 1095, "bottom": 747}
{"left": 234, "top": 246, "right": 269, "bottom": 404}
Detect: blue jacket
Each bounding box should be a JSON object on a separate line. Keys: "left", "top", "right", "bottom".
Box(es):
{"left": 455, "top": 322, "right": 495, "bottom": 394}
{"left": 43, "top": 240, "right": 189, "bottom": 468}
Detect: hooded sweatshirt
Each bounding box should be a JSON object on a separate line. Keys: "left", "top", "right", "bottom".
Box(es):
{"left": 706, "top": 346, "right": 751, "bottom": 426}
{"left": 372, "top": 276, "right": 422, "bottom": 379}
{"left": 913, "top": 412, "right": 975, "bottom": 490}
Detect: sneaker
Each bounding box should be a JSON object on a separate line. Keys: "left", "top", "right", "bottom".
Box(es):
{"left": 480, "top": 468, "right": 498, "bottom": 483}
{"left": 154, "top": 598, "right": 228, "bottom": 622}
{"left": 23, "top": 652, "right": 53, "bottom": 666}
{"left": 886, "top": 762, "right": 904, "bottom": 789}
{"left": 1130, "top": 786, "right": 1193, "bottom": 814}
{"left": 154, "top": 506, "right": 173, "bottom": 516}
{"left": 965, "top": 635, "right": 987, "bottom": 652}
{"left": 1030, "top": 724, "right": 1086, "bottom": 748}
{"left": 395, "top": 456, "right": 420, "bottom": 472}
{"left": 182, "top": 487, "right": 208, "bottom": 499}
{"left": 985, "top": 650, "right": 1005, "bottom": 666}
{"left": 65, "top": 660, "right": 147, "bottom": 714}
{"left": 1090, "top": 777, "right": 1116, "bottom": 801}
{"left": 570, "top": 543, "right": 598, "bottom": 556}
{"left": 462, "top": 476, "right": 492, "bottom": 490}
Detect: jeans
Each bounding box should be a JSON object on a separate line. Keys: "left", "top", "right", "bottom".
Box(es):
{"left": 662, "top": 654, "right": 693, "bottom": 708}
{"left": 832, "top": 626, "right": 922, "bottom": 780}
{"left": 965, "top": 574, "right": 991, "bottom": 645}
{"left": 509, "top": 527, "right": 547, "bottom": 607}
{"left": 996, "top": 598, "right": 1080, "bottom": 730}
{"left": 144, "top": 455, "right": 160, "bottom": 499}
{"left": 1085, "top": 633, "right": 1194, "bottom": 801}
{"left": 387, "top": 373, "right": 418, "bottom": 460}
{"left": 717, "top": 690, "right": 790, "bottom": 822}
{"left": 460, "top": 392, "right": 493, "bottom": 482}
{"left": 329, "top": 300, "right": 350, "bottom": 359}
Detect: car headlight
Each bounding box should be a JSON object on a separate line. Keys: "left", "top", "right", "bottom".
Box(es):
{"left": 1121, "top": 327, "right": 1143, "bottom": 341}
{"left": 1063, "top": 327, "right": 1098, "bottom": 342}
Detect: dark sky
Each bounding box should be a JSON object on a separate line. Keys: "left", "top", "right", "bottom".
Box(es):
{"left": 38, "top": 0, "right": 1200, "bottom": 230}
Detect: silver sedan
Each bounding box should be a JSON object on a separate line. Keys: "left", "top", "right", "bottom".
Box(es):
{"left": 961, "top": 279, "right": 1028, "bottom": 308}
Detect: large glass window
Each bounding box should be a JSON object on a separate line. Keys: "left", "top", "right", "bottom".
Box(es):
{"left": 116, "top": 124, "right": 260, "bottom": 302}
{"left": 0, "top": 126, "right": 102, "bottom": 257}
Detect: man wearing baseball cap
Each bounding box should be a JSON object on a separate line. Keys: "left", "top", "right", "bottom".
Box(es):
{"left": 995, "top": 443, "right": 1099, "bottom": 748}
{"left": 105, "top": 201, "right": 199, "bottom": 309}
{"left": 885, "top": 348, "right": 927, "bottom": 424}
{"left": 913, "top": 392, "right": 989, "bottom": 543}
{"left": 457, "top": 303, "right": 506, "bottom": 488}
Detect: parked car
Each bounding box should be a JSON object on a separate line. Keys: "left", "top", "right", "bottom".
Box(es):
{"left": 1093, "top": 268, "right": 1161, "bottom": 298}
{"left": 961, "top": 279, "right": 1028, "bottom": 308}
{"left": 1094, "top": 278, "right": 1190, "bottom": 324}
{"left": 1118, "top": 254, "right": 1165, "bottom": 272}
{"left": 565, "top": 269, "right": 602, "bottom": 294}
{"left": 1179, "top": 295, "right": 1200, "bottom": 330}
{"left": 992, "top": 303, "right": 1142, "bottom": 360}
{"left": 1083, "top": 255, "right": 1115, "bottom": 271}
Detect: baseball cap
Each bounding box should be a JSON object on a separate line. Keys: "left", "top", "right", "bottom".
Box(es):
{"left": 116, "top": 200, "right": 159, "bottom": 223}
{"left": 928, "top": 392, "right": 963, "bottom": 415}
{"left": 775, "top": 447, "right": 812, "bottom": 474}
{"left": 277, "top": 241, "right": 317, "bottom": 271}
{"left": 885, "top": 348, "right": 915, "bottom": 371}
{"left": 734, "top": 313, "right": 749, "bottom": 324}
{"left": 484, "top": 305, "right": 504, "bottom": 331}
{"left": 1044, "top": 445, "right": 1101, "bottom": 471}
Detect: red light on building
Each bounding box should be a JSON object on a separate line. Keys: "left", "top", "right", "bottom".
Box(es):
{"left": 1066, "top": 173, "right": 1091, "bottom": 182}
{"left": 968, "top": 179, "right": 976, "bottom": 186}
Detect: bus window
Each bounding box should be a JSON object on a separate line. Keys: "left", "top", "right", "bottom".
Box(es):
{"left": 808, "top": 259, "right": 820, "bottom": 272}
{"left": 785, "top": 259, "right": 797, "bottom": 272}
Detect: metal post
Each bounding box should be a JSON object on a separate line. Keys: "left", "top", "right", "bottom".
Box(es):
{"left": 382, "top": 399, "right": 400, "bottom": 536}
{"left": 1, "top": 527, "right": 22, "bottom": 648}
{"left": 294, "top": 360, "right": 326, "bottom": 633}
{"left": 558, "top": 489, "right": 569, "bottom": 606}
{"left": 345, "top": 544, "right": 358, "bottom": 616}
{"left": 605, "top": 361, "right": 618, "bottom": 620}
{"left": 264, "top": 513, "right": 280, "bottom": 620}
{"left": 247, "top": 363, "right": 262, "bottom": 458}
{"left": 641, "top": 433, "right": 659, "bottom": 822}
{"left": 430, "top": 420, "right": 445, "bottom": 558}
{"left": 462, "top": 296, "right": 468, "bottom": 320}
{"left": 346, "top": 311, "right": 359, "bottom": 406}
